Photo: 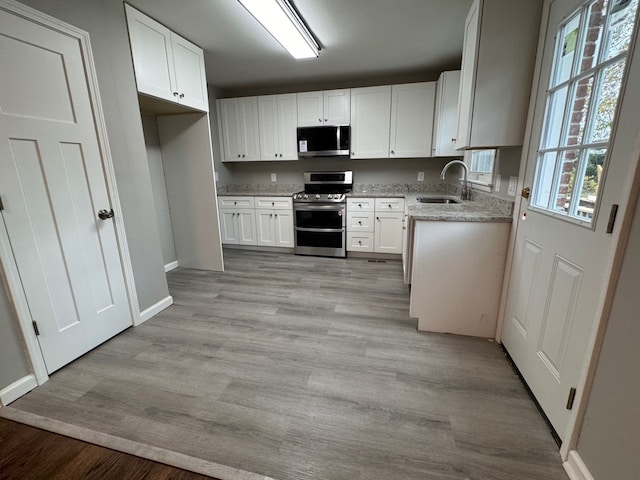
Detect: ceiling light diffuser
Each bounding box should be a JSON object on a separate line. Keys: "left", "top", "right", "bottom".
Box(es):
{"left": 238, "top": 0, "right": 320, "bottom": 59}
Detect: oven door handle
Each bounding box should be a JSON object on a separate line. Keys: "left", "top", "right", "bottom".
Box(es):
{"left": 295, "top": 227, "right": 344, "bottom": 233}
{"left": 294, "top": 204, "right": 345, "bottom": 211}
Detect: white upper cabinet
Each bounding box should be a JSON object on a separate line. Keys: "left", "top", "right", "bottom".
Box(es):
{"left": 218, "top": 97, "right": 260, "bottom": 162}
{"left": 455, "top": 0, "right": 541, "bottom": 149}
{"left": 433, "top": 71, "right": 461, "bottom": 157}
{"left": 297, "top": 89, "right": 350, "bottom": 126}
{"left": 389, "top": 82, "right": 436, "bottom": 159}
{"left": 125, "top": 5, "right": 208, "bottom": 112}
{"left": 258, "top": 94, "right": 298, "bottom": 161}
{"left": 350, "top": 86, "right": 392, "bottom": 159}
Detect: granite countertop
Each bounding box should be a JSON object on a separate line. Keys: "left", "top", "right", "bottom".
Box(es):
{"left": 216, "top": 183, "right": 514, "bottom": 223}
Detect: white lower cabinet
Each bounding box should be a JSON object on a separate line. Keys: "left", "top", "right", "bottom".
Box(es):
{"left": 347, "top": 197, "right": 405, "bottom": 254}
{"left": 218, "top": 197, "right": 257, "bottom": 245}
{"left": 220, "top": 196, "right": 293, "bottom": 248}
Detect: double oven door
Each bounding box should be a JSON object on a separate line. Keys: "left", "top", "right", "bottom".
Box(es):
{"left": 294, "top": 202, "right": 346, "bottom": 257}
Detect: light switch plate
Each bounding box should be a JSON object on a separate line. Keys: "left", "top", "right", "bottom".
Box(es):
{"left": 271, "top": 173, "right": 277, "bottom": 182}
{"left": 508, "top": 176, "right": 518, "bottom": 196}
{"left": 495, "top": 174, "right": 501, "bottom": 193}
{"left": 417, "top": 172, "right": 425, "bottom": 182}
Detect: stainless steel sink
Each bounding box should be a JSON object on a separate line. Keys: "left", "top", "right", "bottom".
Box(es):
{"left": 416, "top": 196, "right": 461, "bottom": 204}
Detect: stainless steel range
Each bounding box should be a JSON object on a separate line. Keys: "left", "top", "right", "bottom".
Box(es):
{"left": 293, "top": 171, "right": 353, "bottom": 257}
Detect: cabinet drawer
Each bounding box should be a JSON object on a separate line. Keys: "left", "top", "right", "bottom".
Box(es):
{"left": 347, "top": 212, "right": 374, "bottom": 232}
{"left": 218, "top": 196, "right": 254, "bottom": 208}
{"left": 347, "top": 232, "right": 374, "bottom": 252}
{"left": 375, "top": 198, "right": 405, "bottom": 211}
{"left": 347, "top": 197, "right": 375, "bottom": 212}
{"left": 255, "top": 196, "right": 293, "bottom": 210}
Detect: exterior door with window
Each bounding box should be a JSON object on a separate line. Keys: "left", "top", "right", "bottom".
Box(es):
{"left": 502, "top": 0, "right": 639, "bottom": 439}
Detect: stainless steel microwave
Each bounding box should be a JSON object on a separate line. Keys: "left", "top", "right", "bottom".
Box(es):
{"left": 297, "top": 125, "right": 350, "bottom": 158}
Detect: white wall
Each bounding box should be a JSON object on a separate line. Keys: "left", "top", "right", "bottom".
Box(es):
{"left": 142, "top": 115, "right": 177, "bottom": 267}
{"left": 576, "top": 192, "right": 640, "bottom": 479}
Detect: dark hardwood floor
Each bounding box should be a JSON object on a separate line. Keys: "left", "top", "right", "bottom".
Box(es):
{"left": 0, "top": 418, "right": 216, "bottom": 480}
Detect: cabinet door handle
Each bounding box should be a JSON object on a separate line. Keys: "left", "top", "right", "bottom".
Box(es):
{"left": 388, "top": 204, "right": 392, "bottom": 208}
{"left": 237, "top": 154, "right": 241, "bottom": 158}
{"left": 179, "top": 93, "right": 185, "bottom": 98}
{"left": 376, "top": 217, "right": 380, "bottom": 221}
{"left": 318, "top": 118, "right": 322, "bottom": 122}
{"left": 242, "top": 154, "right": 246, "bottom": 158}
{"left": 451, "top": 138, "right": 456, "bottom": 142}
{"left": 275, "top": 213, "right": 278, "bottom": 217}
{"left": 358, "top": 221, "right": 362, "bottom": 225}
{"left": 232, "top": 212, "right": 235, "bottom": 216}
{"left": 98, "top": 209, "right": 114, "bottom": 220}
{"left": 270, "top": 213, "right": 273, "bottom": 217}
{"left": 358, "top": 204, "right": 362, "bottom": 207}
{"left": 275, "top": 154, "right": 278, "bottom": 158}
{"left": 324, "top": 118, "right": 328, "bottom": 122}
{"left": 279, "top": 153, "right": 283, "bottom": 157}
{"left": 391, "top": 150, "right": 395, "bottom": 154}
{"left": 234, "top": 201, "right": 237, "bottom": 205}
{"left": 272, "top": 202, "right": 275, "bottom": 206}
{"left": 358, "top": 240, "right": 362, "bottom": 245}
{"left": 173, "top": 92, "right": 179, "bottom": 97}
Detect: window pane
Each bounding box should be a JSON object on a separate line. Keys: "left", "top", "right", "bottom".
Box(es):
{"left": 470, "top": 150, "right": 495, "bottom": 173}
{"left": 589, "top": 59, "right": 626, "bottom": 142}
{"left": 543, "top": 86, "right": 569, "bottom": 148}
{"left": 555, "top": 14, "right": 582, "bottom": 85}
{"left": 553, "top": 149, "right": 581, "bottom": 213}
{"left": 578, "top": 0, "right": 608, "bottom": 74}
{"left": 533, "top": 152, "right": 558, "bottom": 209}
{"left": 575, "top": 148, "right": 607, "bottom": 220}
{"left": 604, "top": 0, "right": 638, "bottom": 60}
{"left": 563, "top": 75, "right": 594, "bottom": 146}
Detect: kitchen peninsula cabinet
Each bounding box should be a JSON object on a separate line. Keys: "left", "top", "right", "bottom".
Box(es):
{"left": 297, "top": 89, "right": 351, "bottom": 126}
{"left": 455, "top": 0, "right": 541, "bottom": 149}
{"left": 218, "top": 97, "right": 261, "bottom": 162}
{"left": 125, "top": 5, "right": 208, "bottom": 112}
{"left": 258, "top": 94, "right": 298, "bottom": 161}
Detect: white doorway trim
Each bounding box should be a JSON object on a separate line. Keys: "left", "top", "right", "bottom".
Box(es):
{"left": 0, "top": 0, "right": 140, "bottom": 386}
{"left": 496, "top": 0, "right": 640, "bottom": 463}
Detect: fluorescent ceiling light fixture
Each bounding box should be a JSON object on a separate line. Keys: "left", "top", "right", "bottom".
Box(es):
{"left": 238, "top": 0, "right": 320, "bottom": 59}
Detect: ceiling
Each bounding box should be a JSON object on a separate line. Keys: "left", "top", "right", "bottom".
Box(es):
{"left": 126, "top": 0, "right": 473, "bottom": 93}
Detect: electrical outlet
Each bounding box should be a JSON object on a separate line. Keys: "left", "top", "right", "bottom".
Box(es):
{"left": 508, "top": 176, "right": 518, "bottom": 196}
{"left": 495, "top": 174, "right": 501, "bottom": 193}
{"left": 417, "top": 171, "right": 425, "bottom": 182}
{"left": 270, "top": 173, "right": 277, "bottom": 182}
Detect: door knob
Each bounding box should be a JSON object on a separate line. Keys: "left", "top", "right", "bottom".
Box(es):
{"left": 98, "top": 209, "right": 114, "bottom": 220}
{"left": 522, "top": 187, "right": 531, "bottom": 199}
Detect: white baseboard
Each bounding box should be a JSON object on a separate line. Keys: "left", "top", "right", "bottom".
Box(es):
{"left": 564, "top": 450, "right": 595, "bottom": 480}
{"left": 0, "top": 374, "right": 38, "bottom": 406}
{"left": 136, "top": 295, "right": 173, "bottom": 326}
{"left": 164, "top": 260, "right": 179, "bottom": 272}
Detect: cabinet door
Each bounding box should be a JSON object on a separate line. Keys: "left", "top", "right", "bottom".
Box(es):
{"left": 389, "top": 82, "right": 436, "bottom": 158}
{"left": 125, "top": 5, "right": 176, "bottom": 102}
{"left": 455, "top": 0, "right": 480, "bottom": 150}
{"left": 255, "top": 210, "right": 276, "bottom": 246}
{"left": 297, "top": 91, "right": 324, "bottom": 127}
{"left": 171, "top": 33, "right": 208, "bottom": 111}
{"left": 219, "top": 99, "right": 241, "bottom": 162}
{"left": 274, "top": 210, "right": 294, "bottom": 247}
{"left": 258, "top": 95, "right": 279, "bottom": 160}
{"left": 277, "top": 94, "right": 298, "bottom": 160}
{"left": 238, "top": 97, "right": 261, "bottom": 161}
{"left": 219, "top": 209, "right": 238, "bottom": 244}
{"left": 236, "top": 208, "right": 257, "bottom": 245}
{"left": 374, "top": 212, "right": 404, "bottom": 254}
{"left": 350, "top": 86, "right": 392, "bottom": 159}
{"left": 324, "top": 89, "right": 350, "bottom": 125}
{"left": 433, "top": 71, "right": 461, "bottom": 156}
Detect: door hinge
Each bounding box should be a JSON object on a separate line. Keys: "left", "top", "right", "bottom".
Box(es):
{"left": 32, "top": 321, "right": 40, "bottom": 336}
{"left": 606, "top": 204, "right": 619, "bottom": 234}
{"left": 566, "top": 387, "right": 577, "bottom": 410}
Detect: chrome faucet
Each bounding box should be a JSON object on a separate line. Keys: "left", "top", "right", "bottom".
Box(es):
{"left": 440, "top": 160, "right": 470, "bottom": 201}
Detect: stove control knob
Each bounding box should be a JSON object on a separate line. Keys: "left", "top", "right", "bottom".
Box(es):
{"left": 303, "top": 194, "right": 308, "bottom": 199}
{"left": 315, "top": 194, "right": 321, "bottom": 199}
{"left": 327, "top": 194, "right": 333, "bottom": 199}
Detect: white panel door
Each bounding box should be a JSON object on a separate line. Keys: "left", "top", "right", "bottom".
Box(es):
{"left": 350, "top": 86, "right": 392, "bottom": 159}
{"left": 0, "top": 9, "right": 132, "bottom": 373}
{"left": 125, "top": 5, "right": 175, "bottom": 103}
{"left": 389, "top": 82, "right": 436, "bottom": 158}
{"left": 502, "top": 0, "right": 640, "bottom": 438}
{"left": 171, "top": 32, "right": 208, "bottom": 112}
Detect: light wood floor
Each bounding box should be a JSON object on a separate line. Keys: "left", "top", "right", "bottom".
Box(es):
{"left": 8, "top": 249, "right": 568, "bottom": 480}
